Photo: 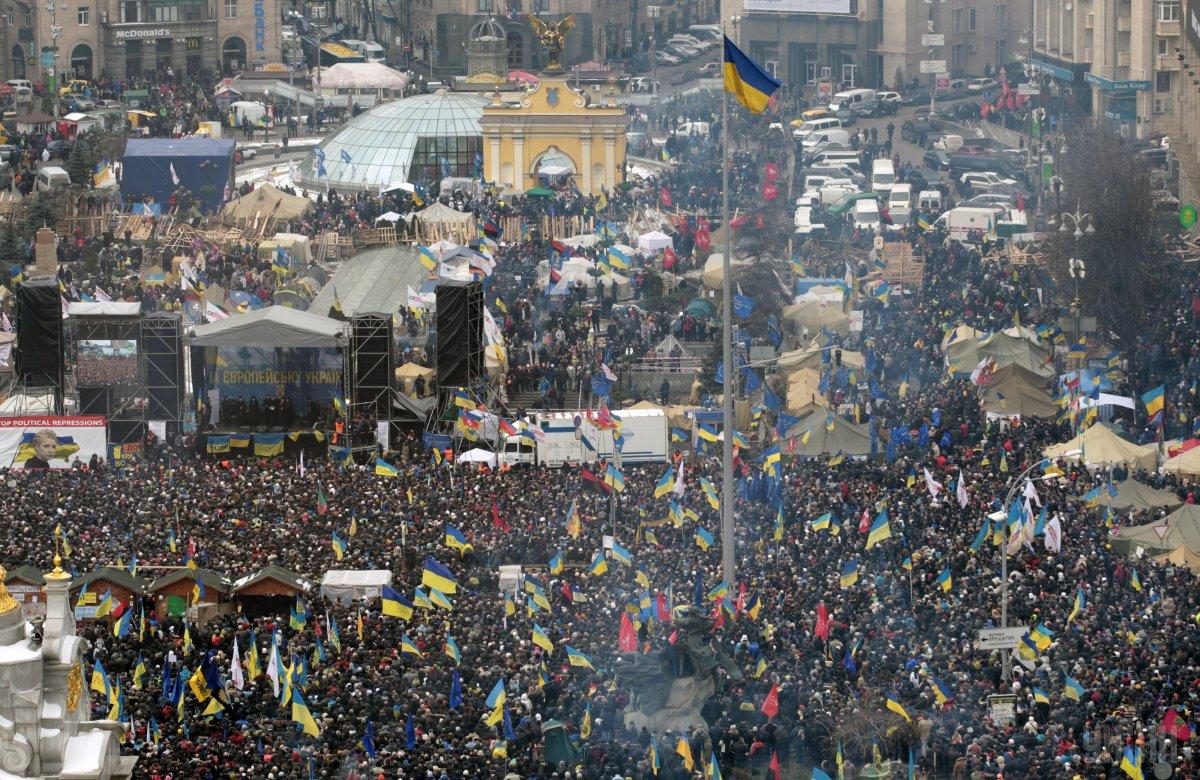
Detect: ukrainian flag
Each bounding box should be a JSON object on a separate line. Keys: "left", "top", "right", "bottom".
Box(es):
{"left": 936, "top": 566, "right": 953, "bottom": 592}
{"left": 401, "top": 635, "right": 423, "bottom": 656}
{"left": 886, "top": 693, "right": 913, "bottom": 722}
{"left": 610, "top": 541, "right": 633, "bottom": 567}
{"left": 670, "top": 427, "right": 688, "bottom": 443}
{"left": 1142, "top": 384, "right": 1165, "bottom": 422}
{"left": 548, "top": 550, "right": 564, "bottom": 575}
{"left": 9, "top": 266, "right": 22, "bottom": 285}
{"left": 761, "top": 445, "right": 781, "bottom": 475}
{"left": 1063, "top": 675, "right": 1084, "bottom": 701}
{"left": 1032, "top": 687, "right": 1050, "bottom": 705}
{"left": 865, "top": 509, "right": 891, "bottom": 549}
{"left": 605, "top": 464, "right": 626, "bottom": 493}
{"left": 445, "top": 525, "right": 473, "bottom": 555}
{"left": 531, "top": 624, "right": 554, "bottom": 652}
{"left": 696, "top": 423, "right": 720, "bottom": 443}
{"left": 811, "top": 512, "right": 832, "bottom": 532}
{"left": 653, "top": 466, "right": 676, "bottom": 499}
{"left": 589, "top": 551, "right": 608, "bottom": 576}
{"left": 486, "top": 678, "right": 507, "bottom": 709}
{"left": 380, "top": 586, "right": 413, "bottom": 619}
{"left": 444, "top": 636, "right": 461, "bottom": 664}
{"left": 1068, "top": 587, "right": 1085, "bottom": 622}
{"left": 566, "top": 645, "right": 596, "bottom": 670}
{"left": 374, "top": 458, "right": 398, "bottom": 477}
{"left": 700, "top": 477, "right": 720, "bottom": 509}
{"left": 331, "top": 532, "right": 347, "bottom": 561}
{"left": 707, "top": 581, "right": 730, "bottom": 601}
{"left": 419, "top": 245, "right": 438, "bottom": 270}
{"left": 606, "top": 246, "right": 632, "bottom": 270}
{"left": 422, "top": 557, "right": 458, "bottom": 594}
{"left": 1120, "top": 744, "right": 1143, "bottom": 777}
{"left": 932, "top": 677, "right": 954, "bottom": 707}
{"left": 840, "top": 560, "right": 858, "bottom": 588}
{"left": 1030, "top": 623, "right": 1055, "bottom": 651}
{"left": 430, "top": 589, "right": 454, "bottom": 611}
{"left": 291, "top": 690, "right": 320, "bottom": 737}
{"left": 723, "top": 35, "right": 781, "bottom": 114}
{"left": 695, "top": 527, "right": 715, "bottom": 551}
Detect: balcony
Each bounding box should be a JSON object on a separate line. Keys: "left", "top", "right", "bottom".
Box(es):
{"left": 1157, "top": 53, "right": 1181, "bottom": 70}
{"left": 1116, "top": 15, "right": 1131, "bottom": 31}
{"left": 1156, "top": 18, "right": 1181, "bottom": 36}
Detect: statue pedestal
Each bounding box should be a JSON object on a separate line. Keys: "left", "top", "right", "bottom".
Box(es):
{"left": 623, "top": 675, "right": 715, "bottom": 736}
{"left": 858, "top": 762, "right": 896, "bottom": 778}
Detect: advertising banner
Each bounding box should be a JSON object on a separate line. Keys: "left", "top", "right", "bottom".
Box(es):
{"left": 0, "top": 416, "right": 107, "bottom": 469}
{"left": 744, "top": 0, "right": 851, "bottom": 12}
{"left": 207, "top": 347, "right": 342, "bottom": 413}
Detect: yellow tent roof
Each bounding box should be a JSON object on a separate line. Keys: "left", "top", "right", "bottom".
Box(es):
{"left": 1153, "top": 545, "right": 1200, "bottom": 573}
{"left": 1164, "top": 445, "right": 1200, "bottom": 477}
{"left": 395, "top": 362, "right": 435, "bottom": 379}
{"left": 1044, "top": 424, "right": 1159, "bottom": 471}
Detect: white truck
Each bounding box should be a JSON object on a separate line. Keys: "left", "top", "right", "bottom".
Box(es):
{"left": 499, "top": 408, "right": 669, "bottom": 468}
{"left": 933, "top": 206, "right": 1001, "bottom": 242}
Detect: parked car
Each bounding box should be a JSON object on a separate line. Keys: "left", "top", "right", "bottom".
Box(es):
{"left": 900, "top": 87, "right": 931, "bottom": 106}
{"left": 905, "top": 166, "right": 952, "bottom": 195}
{"left": 853, "top": 99, "right": 898, "bottom": 118}
{"left": 958, "top": 171, "right": 1020, "bottom": 197}
{"left": 962, "top": 192, "right": 1018, "bottom": 208}
{"left": 235, "top": 144, "right": 258, "bottom": 161}
{"left": 967, "top": 77, "right": 998, "bottom": 92}
{"left": 902, "top": 116, "right": 948, "bottom": 146}
{"left": 922, "top": 150, "right": 952, "bottom": 170}
{"left": 669, "top": 70, "right": 701, "bottom": 86}
{"left": 654, "top": 51, "right": 681, "bottom": 66}
{"left": 60, "top": 93, "right": 95, "bottom": 112}
{"left": 698, "top": 61, "right": 722, "bottom": 77}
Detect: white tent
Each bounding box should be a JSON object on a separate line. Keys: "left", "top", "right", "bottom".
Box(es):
{"left": 320, "top": 570, "right": 394, "bottom": 603}
{"left": 637, "top": 230, "right": 673, "bottom": 256}
{"left": 190, "top": 305, "right": 348, "bottom": 348}
{"left": 317, "top": 62, "right": 409, "bottom": 91}
{"left": 561, "top": 234, "right": 600, "bottom": 249}
{"left": 375, "top": 211, "right": 402, "bottom": 222}
{"left": 457, "top": 448, "right": 497, "bottom": 466}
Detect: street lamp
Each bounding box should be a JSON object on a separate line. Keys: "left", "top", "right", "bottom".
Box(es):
{"left": 991, "top": 449, "right": 1080, "bottom": 681}
{"left": 1051, "top": 203, "right": 1095, "bottom": 348}
{"left": 730, "top": 15, "right": 741, "bottom": 48}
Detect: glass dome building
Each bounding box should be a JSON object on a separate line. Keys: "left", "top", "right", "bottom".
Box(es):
{"left": 297, "top": 91, "right": 487, "bottom": 193}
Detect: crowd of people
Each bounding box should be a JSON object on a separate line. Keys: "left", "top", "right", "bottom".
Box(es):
{"left": 4, "top": 68, "right": 1200, "bottom": 780}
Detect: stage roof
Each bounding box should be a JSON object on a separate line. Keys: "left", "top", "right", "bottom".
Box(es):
{"left": 66, "top": 302, "right": 142, "bottom": 317}
{"left": 310, "top": 245, "right": 426, "bottom": 319}
{"left": 190, "top": 305, "right": 348, "bottom": 348}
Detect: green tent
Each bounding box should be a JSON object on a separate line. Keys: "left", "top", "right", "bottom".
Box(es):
{"left": 525, "top": 186, "right": 555, "bottom": 197}
{"left": 683, "top": 297, "right": 717, "bottom": 319}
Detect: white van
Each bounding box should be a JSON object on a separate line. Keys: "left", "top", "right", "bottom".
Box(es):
{"left": 852, "top": 198, "right": 882, "bottom": 232}
{"left": 809, "top": 149, "right": 863, "bottom": 170}
{"left": 498, "top": 435, "right": 536, "bottom": 468}
{"left": 792, "top": 116, "right": 841, "bottom": 140}
{"left": 802, "top": 128, "right": 851, "bottom": 153}
{"left": 688, "top": 24, "right": 723, "bottom": 40}
{"left": 888, "top": 183, "right": 913, "bottom": 225}
{"left": 673, "top": 121, "right": 711, "bottom": 137}
{"left": 35, "top": 166, "right": 71, "bottom": 192}
{"left": 871, "top": 158, "right": 896, "bottom": 195}
{"left": 918, "top": 190, "right": 944, "bottom": 213}
{"left": 828, "top": 88, "right": 876, "bottom": 113}
{"left": 6, "top": 80, "right": 32, "bottom": 103}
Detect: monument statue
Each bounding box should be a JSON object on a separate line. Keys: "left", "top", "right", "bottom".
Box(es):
{"left": 525, "top": 13, "right": 575, "bottom": 74}
{"left": 618, "top": 607, "right": 742, "bottom": 734}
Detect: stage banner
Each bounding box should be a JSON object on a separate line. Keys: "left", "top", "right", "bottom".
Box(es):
{"left": 207, "top": 347, "right": 342, "bottom": 411}
{"left": 0, "top": 416, "right": 108, "bottom": 469}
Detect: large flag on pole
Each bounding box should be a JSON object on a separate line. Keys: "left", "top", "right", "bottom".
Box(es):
{"left": 723, "top": 36, "right": 781, "bottom": 114}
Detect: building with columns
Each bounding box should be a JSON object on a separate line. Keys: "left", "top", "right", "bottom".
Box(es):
{"left": 479, "top": 75, "right": 627, "bottom": 195}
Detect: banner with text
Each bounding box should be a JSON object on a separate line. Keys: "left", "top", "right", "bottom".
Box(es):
{"left": 207, "top": 347, "right": 343, "bottom": 411}
{"left": 0, "top": 416, "right": 108, "bottom": 469}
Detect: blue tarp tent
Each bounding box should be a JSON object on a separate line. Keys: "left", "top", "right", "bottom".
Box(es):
{"left": 121, "top": 138, "right": 236, "bottom": 213}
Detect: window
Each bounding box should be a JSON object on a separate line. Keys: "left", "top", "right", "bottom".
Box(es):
{"left": 1159, "top": 37, "right": 1169, "bottom": 54}
{"left": 952, "top": 42, "right": 965, "bottom": 70}
{"left": 224, "top": 0, "right": 236, "bottom": 18}
{"left": 5, "top": 11, "right": 13, "bottom": 27}
{"left": 152, "top": 5, "right": 177, "bottom": 21}
{"left": 477, "top": 0, "right": 491, "bottom": 10}
{"left": 968, "top": 8, "right": 976, "bottom": 30}
{"left": 1157, "top": 70, "right": 1172, "bottom": 91}
{"left": 1157, "top": 2, "right": 1179, "bottom": 21}
{"left": 120, "top": 1, "right": 140, "bottom": 23}
{"left": 953, "top": 8, "right": 963, "bottom": 32}
{"left": 22, "top": 9, "right": 30, "bottom": 26}
{"left": 76, "top": 6, "right": 88, "bottom": 24}
{"left": 996, "top": 4, "right": 1006, "bottom": 28}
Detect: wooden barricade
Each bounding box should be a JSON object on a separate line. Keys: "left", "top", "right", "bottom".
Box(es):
{"left": 880, "top": 241, "right": 925, "bottom": 287}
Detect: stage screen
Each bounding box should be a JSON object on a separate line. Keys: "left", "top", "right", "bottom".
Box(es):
{"left": 77, "top": 339, "right": 139, "bottom": 386}
{"left": 0, "top": 416, "right": 108, "bottom": 469}
{"left": 207, "top": 346, "right": 342, "bottom": 415}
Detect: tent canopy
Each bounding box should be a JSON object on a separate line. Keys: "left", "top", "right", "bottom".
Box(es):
{"left": 310, "top": 245, "right": 425, "bottom": 319}
{"left": 981, "top": 363, "right": 1057, "bottom": 418}
{"left": 320, "top": 569, "right": 393, "bottom": 603}
{"left": 683, "top": 297, "right": 717, "bottom": 319}
{"left": 1071, "top": 478, "right": 1181, "bottom": 511}
{"left": 1153, "top": 545, "right": 1200, "bottom": 573}
{"left": 191, "top": 305, "right": 347, "bottom": 348}
{"left": 222, "top": 183, "right": 312, "bottom": 222}
{"left": 1164, "top": 444, "right": 1200, "bottom": 478}
{"left": 784, "top": 412, "right": 871, "bottom": 457}
{"left": 318, "top": 62, "right": 409, "bottom": 90}
{"left": 1113, "top": 503, "right": 1200, "bottom": 555}
{"left": 457, "top": 448, "right": 497, "bottom": 465}
{"left": 417, "top": 202, "right": 473, "bottom": 225}
{"left": 786, "top": 367, "right": 830, "bottom": 412}
{"left": 1043, "top": 424, "right": 1158, "bottom": 471}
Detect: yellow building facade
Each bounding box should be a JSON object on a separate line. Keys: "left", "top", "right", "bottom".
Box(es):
{"left": 480, "top": 76, "right": 628, "bottom": 196}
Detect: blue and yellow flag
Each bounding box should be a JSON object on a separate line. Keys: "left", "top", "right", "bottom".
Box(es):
{"left": 936, "top": 566, "right": 953, "bottom": 593}
{"left": 422, "top": 557, "right": 458, "bottom": 594}
{"left": 886, "top": 693, "right": 912, "bottom": 722}
{"left": 654, "top": 466, "right": 676, "bottom": 499}
{"left": 700, "top": 476, "right": 720, "bottom": 510}
{"left": 723, "top": 35, "right": 781, "bottom": 114}
{"left": 566, "top": 645, "right": 596, "bottom": 670}
{"left": 840, "top": 560, "right": 858, "bottom": 588}
{"left": 549, "top": 550, "right": 564, "bottom": 575}
{"left": 1063, "top": 675, "right": 1084, "bottom": 701}
{"left": 374, "top": 458, "right": 397, "bottom": 477}
{"left": 1032, "top": 687, "right": 1050, "bottom": 704}
{"left": 331, "top": 532, "right": 347, "bottom": 561}
{"left": 381, "top": 586, "right": 413, "bottom": 619}
{"left": 695, "top": 527, "right": 715, "bottom": 551}
{"left": 444, "top": 636, "right": 461, "bottom": 665}
{"left": 865, "top": 509, "right": 891, "bottom": 549}
{"left": 445, "top": 525, "right": 473, "bottom": 555}
{"left": 401, "top": 634, "right": 423, "bottom": 656}
{"left": 610, "top": 541, "right": 633, "bottom": 567}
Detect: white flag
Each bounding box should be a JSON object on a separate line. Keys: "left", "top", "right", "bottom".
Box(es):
{"left": 1044, "top": 515, "right": 1062, "bottom": 554}
{"left": 230, "top": 635, "right": 245, "bottom": 690}
{"left": 205, "top": 301, "right": 230, "bottom": 321}
{"left": 169, "top": 162, "right": 181, "bottom": 186}
{"left": 298, "top": 450, "right": 306, "bottom": 478}
{"left": 1023, "top": 479, "right": 1042, "bottom": 507}
{"left": 265, "top": 634, "right": 281, "bottom": 698}
{"left": 956, "top": 470, "right": 969, "bottom": 508}
{"left": 923, "top": 467, "right": 943, "bottom": 499}
{"left": 674, "top": 459, "right": 686, "bottom": 497}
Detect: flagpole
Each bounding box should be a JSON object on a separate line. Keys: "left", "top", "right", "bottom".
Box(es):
{"left": 719, "top": 26, "right": 736, "bottom": 589}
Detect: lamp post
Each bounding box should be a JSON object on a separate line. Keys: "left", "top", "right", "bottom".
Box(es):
{"left": 731, "top": 15, "right": 741, "bottom": 48}
{"left": 990, "top": 450, "right": 1080, "bottom": 680}
{"left": 648, "top": 6, "right": 661, "bottom": 94}
{"left": 1050, "top": 203, "right": 1095, "bottom": 349}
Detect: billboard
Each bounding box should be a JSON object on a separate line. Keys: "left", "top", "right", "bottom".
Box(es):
{"left": 77, "top": 339, "right": 138, "bottom": 386}
{"left": 0, "top": 416, "right": 108, "bottom": 469}
{"left": 207, "top": 346, "right": 342, "bottom": 415}
{"left": 744, "top": 0, "right": 851, "bottom": 12}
